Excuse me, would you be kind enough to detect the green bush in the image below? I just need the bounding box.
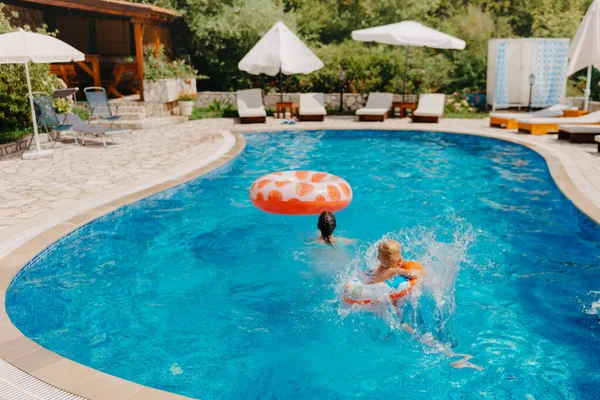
[143,44,204,82]
[190,100,237,120]
[0,4,69,135]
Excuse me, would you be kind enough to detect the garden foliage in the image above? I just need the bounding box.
[130,0,593,95]
[0,5,69,133]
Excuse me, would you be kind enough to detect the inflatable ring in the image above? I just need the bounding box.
[342,262,422,306]
[250,170,352,215]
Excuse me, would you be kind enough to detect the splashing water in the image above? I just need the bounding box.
[336,219,480,368]
[583,291,600,321]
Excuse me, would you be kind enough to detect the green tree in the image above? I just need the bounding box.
[531,0,590,38]
[179,0,289,90]
[442,5,513,92]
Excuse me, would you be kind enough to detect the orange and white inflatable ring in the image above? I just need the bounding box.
[250,170,353,215]
[343,262,423,306]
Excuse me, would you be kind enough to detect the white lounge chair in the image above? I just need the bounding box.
[356,93,393,122]
[236,89,267,124]
[558,125,600,143]
[490,104,576,129]
[517,111,600,135]
[413,94,445,123]
[299,93,326,121]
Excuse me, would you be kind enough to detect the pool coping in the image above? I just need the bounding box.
[0,130,246,400]
[1,122,599,400]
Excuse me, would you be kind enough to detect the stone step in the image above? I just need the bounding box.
[108,100,143,108]
[114,111,147,120]
[111,106,146,112]
[95,116,189,130]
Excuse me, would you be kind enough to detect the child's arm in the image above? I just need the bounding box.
[392,267,422,279]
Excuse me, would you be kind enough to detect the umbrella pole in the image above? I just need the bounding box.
[279,69,283,103]
[584,65,592,111]
[25,62,41,153]
[402,45,409,103]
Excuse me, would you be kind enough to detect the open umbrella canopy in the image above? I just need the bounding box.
[238,21,323,76]
[352,21,465,102]
[567,0,600,75]
[0,28,84,64]
[0,28,84,157]
[351,21,466,50]
[567,0,600,110]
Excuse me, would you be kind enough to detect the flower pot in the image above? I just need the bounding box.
[179,100,195,117]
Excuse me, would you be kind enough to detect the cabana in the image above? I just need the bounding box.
[1,0,180,100]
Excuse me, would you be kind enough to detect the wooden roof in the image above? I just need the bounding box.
[18,0,180,22]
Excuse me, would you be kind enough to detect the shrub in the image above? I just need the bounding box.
[178,91,197,101]
[190,99,237,120]
[0,5,69,133]
[143,44,203,82]
[445,92,477,114]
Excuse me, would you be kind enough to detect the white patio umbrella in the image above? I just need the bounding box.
[352,21,466,101]
[0,28,84,158]
[238,21,324,101]
[567,0,600,111]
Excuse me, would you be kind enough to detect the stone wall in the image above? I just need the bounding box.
[195,91,419,111]
[143,78,197,103]
[0,134,53,158]
[565,97,600,112]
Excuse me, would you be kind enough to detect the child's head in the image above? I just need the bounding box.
[317,211,337,244]
[378,240,402,268]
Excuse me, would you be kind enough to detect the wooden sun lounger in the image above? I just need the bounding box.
[490,116,519,129]
[557,126,600,143]
[518,123,560,135]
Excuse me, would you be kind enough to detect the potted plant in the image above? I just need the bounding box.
[178,91,196,117]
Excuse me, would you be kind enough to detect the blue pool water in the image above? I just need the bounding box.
[7,130,600,399]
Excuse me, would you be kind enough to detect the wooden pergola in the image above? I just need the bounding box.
[7,0,180,100]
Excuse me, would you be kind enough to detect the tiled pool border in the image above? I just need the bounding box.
[1,124,599,400]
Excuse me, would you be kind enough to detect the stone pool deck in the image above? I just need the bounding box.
[0,116,599,399]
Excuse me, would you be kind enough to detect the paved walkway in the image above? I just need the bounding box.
[0,122,225,232]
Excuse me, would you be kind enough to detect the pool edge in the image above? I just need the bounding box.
[1,123,599,400]
[0,130,246,400]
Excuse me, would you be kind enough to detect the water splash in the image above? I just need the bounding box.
[583,291,600,322]
[336,220,480,368]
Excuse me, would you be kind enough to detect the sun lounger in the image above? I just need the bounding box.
[237,89,267,124]
[84,87,123,128]
[298,93,326,121]
[356,93,393,122]
[413,94,445,123]
[517,111,600,135]
[58,113,134,148]
[28,92,74,148]
[557,125,600,143]
[490,104,576,129]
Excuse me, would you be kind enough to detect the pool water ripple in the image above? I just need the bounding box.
[7,130,600,399]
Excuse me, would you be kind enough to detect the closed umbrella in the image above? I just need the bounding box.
[0,28,84,158]
[567,0,600,110]
[352,21,466,101]
[239,21,324,101]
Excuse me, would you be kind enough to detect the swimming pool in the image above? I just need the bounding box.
[7,130,600,399]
